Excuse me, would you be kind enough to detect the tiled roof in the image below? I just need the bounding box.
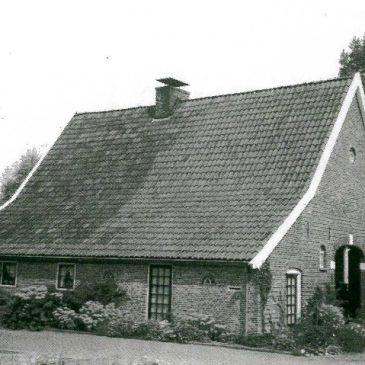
[0,77,352,261]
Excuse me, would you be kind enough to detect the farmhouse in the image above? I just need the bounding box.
[0,74,364,334]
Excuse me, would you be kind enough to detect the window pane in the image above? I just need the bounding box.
[287,274,297,325]
[58,264,75,289]
[2,263,16,286]
[149,266,172,320]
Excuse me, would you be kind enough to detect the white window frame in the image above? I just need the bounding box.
[319,245,327,270]
[0,261,17,287]
[286,269,301,324]
[56,263,76,290]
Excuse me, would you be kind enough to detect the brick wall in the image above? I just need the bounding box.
[2,260,248,333]
[266,92,365,330]
[172,263,246,333]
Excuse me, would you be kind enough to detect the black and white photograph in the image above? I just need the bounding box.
[0,1,365,363]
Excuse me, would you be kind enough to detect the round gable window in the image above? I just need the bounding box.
[349,147,356,164]
[103,271,114,280]
[202,276,215,285]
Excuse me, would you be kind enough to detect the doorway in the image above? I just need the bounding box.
[335,245,364,317]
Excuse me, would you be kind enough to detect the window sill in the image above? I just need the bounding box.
[0,284,16,288]
[56,287,75,291]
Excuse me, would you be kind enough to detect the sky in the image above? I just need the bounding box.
[0,0,365,173]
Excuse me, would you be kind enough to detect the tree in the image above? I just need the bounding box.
[339,35,365,77]
[0,147,41,205]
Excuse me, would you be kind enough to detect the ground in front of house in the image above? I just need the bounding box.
[0,329,364,365]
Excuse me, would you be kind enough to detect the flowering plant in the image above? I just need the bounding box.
[52,307,77,330]
[69,301,125,331]
[2,285,64,330]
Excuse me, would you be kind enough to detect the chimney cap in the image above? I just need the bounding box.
[157,77,189,87]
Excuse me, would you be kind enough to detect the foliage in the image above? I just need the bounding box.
[172,318,209,343]
[62,278,128,311]
[237,334,273,348]
[304,284,340,324]
[2,282,128,332]
[101,317,137,338]
[336,323,365,353]
[132,320,175,341]
[0,287,13,306]
[339,34,365,77]
[271,332,297,352]
[178,313,231,342]
[77,301,124,331]
[0,147,41,204]
[250,263,272,333]
[99,313,231,344]
[2,286,63,331]
[288,286,365,355]
[53,300,125,332]
[52,306,77,330]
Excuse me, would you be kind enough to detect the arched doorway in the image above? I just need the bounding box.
[335,245,364,317]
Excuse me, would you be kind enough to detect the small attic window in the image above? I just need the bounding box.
[319,245,327,270]
[202,276,215,285]
[349,147,356,163]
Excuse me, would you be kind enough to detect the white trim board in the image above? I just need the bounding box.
[250,73,365,269]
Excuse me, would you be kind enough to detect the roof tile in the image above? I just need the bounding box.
[0,77,352,261]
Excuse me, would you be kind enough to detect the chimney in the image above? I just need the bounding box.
[155,78,189,119]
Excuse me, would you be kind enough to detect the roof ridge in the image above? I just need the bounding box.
[74,75,352,117]
[74,105,150,117]
[184,75,352,103]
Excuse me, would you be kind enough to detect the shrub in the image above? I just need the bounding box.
[71,301,124,331]
[337,323,365,352]
[172,318,209,343]
[271,332,297,352]
[102,317,137,338]
[291,304,345,354]
[304,285,341,325]
[104,315,223,344]
[237,334,273,348]
[180,313,230,342]
[62,278,128,311]
[52,307,77,330]
[2,286,63,331]
[0,287,12,306]
[134,320,169,341]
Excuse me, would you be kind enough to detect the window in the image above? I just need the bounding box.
[57,264,75,290]
[319,245,327,270]
[148,265,172,320]
[286,269,301,325]
[202,276,215,285]
[103,271,114,280]
[0,262,17,286]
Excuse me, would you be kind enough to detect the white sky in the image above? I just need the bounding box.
[0,0,364,173]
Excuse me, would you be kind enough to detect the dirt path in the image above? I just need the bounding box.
[0,329,364,364]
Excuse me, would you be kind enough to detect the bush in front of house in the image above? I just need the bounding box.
[52,306,78,330]
[1,280,128,332]
[336,322,365,353]
[237,334,273,348]
[1,286,63,331]
[52,300,125,332]
[171,318,209,343]
[287,284,365,355]
[291,303,345,354]
[99,313,232,344]
[62,278,128,311]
